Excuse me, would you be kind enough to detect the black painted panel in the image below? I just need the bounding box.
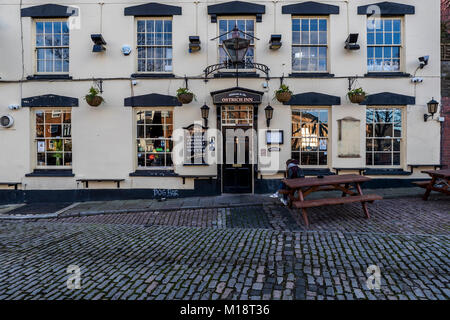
[358,2,415,16]
[284,92,341,106]
[22,94,79,107]
[124,93,182,107]
[21,4,78,17]
[360,92,415,105]
[282,1,339,15]
[124,2,182,16]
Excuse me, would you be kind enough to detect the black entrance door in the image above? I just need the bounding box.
[222,127,253,193]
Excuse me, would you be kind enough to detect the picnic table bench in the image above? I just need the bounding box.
[282,174,382,227]
[412,169,450,200]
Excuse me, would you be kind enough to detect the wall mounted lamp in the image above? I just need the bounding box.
[424,98,439,122]
[265,105,274,127]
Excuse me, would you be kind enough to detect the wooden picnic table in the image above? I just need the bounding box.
[413,169,450,200]
[282,174,382,227]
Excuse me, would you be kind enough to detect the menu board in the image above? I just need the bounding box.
[184,124,207,164]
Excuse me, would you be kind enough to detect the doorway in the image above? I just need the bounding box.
[221,105,254,193]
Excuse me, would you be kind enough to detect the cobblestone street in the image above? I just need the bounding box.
[0,197,449,300]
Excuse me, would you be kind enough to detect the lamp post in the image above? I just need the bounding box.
[264,105,274,127]
[201,104,210,127]
[424,98,439,122]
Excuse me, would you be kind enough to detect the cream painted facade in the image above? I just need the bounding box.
[0,0,442,200]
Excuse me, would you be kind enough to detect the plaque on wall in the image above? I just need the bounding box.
[183,123,208,165]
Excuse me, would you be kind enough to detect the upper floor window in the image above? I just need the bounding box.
[137,18,173,73]
[366,108,402,166]
[35,109,72,167]
[36,21,69,73]
[367,18,402,72]
[291,109,329,166]
[137,110,173,168]
[292,18,328,72]
[218,19,255,69]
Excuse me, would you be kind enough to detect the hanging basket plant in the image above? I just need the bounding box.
[176,88,194,104]
[85,86,104,107]
[348,88,366,104]
[275,84,292,103]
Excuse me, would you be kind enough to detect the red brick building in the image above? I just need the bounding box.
[442,0,450,168]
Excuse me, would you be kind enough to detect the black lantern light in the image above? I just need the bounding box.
[424,98,439,122]
[201,104,210,127]
[222,27,251,66]
[264,105,274,127]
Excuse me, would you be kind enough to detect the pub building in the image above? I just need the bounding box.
[0,0,443,203]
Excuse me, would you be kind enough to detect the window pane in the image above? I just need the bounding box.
[374,153,392,166]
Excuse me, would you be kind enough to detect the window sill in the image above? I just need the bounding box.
[25,169,74,177]
[183,164,209,166]
[213,72,260,78]
[289,73,335,78]
[129,170,179,177]
[27,75,72,80]
[131,73,175,79]
[364,169,412,176]
[364,72,411,78]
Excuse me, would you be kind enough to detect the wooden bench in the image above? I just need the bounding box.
[0,182,21,190]
[292,194,382,226]
[77,179,125,189]
[292,194,382,209]
[412,181,431,188]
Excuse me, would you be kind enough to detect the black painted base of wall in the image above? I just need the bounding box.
[0,178,427,205]
[0,180,220,205]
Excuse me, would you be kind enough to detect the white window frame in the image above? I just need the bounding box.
[291,107,330,167]
[135,108,174,170]
[33,18,70,75]
[217,17,256,70]
[365,107,404,168]
[135,17,173,74]
[366,17,404,73]
[291,16,329,73]
[33,108,72,169]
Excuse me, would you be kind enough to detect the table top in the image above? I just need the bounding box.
[282,174,371,189]
[422,169,450,179]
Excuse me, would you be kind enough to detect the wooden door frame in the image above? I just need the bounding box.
[216,104,259,194]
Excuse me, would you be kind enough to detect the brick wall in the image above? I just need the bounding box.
[442,97,450,168]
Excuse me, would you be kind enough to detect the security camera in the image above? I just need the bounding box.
[419,56,429,69]
[8,104,21,110]
[131,79,138,86]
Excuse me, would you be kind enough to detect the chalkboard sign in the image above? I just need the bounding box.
[184,124,207,165]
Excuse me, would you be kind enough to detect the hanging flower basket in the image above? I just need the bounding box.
[275,84,293,103]
[85,86,104,107]
[348,88,366,104]
[276,91,292,103]
[176,88,195,104]
[177,93,194,104]
[348,93,366,104]
[86,95,104,107]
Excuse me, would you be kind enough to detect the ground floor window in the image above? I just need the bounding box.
[291,109,329,166]
[136,110,173,168]
[366,107,402,166]
[35,109,72,167]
